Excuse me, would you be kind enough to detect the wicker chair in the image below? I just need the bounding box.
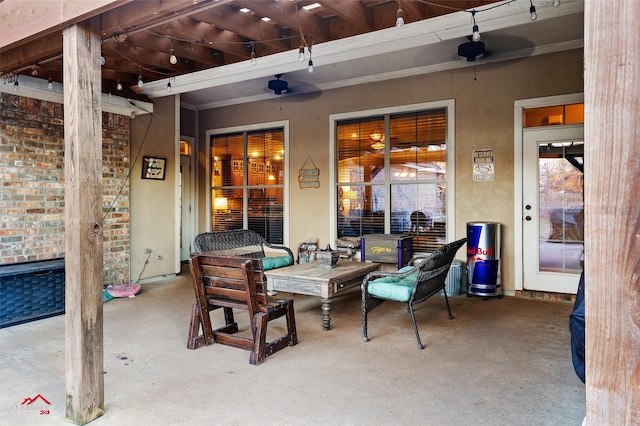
[192,230,294,271]
[361,238,467,349]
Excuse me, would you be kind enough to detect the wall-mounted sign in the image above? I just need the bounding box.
[298,156,320,189]
[472,149,494,181]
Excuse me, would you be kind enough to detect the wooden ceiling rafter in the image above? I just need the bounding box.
[233,0,330,45]
[98,0,229,41]
[194,8,293,53]
[315,1,372,35]
[1,0,498,96]
[107,31,223,74]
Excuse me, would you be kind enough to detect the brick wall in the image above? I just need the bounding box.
[0,93,130,285]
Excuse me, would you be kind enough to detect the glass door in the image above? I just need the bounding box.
[522,126,584,293]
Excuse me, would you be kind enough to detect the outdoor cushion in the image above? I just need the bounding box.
[368,278,415,302]
[261,255,293,271]
[367,266,418,302]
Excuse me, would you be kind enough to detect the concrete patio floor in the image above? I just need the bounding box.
[1,265,585,425]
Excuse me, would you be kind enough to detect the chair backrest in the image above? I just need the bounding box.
[411,238,467,303]
[190,255,268,316]
[192,230,266,258]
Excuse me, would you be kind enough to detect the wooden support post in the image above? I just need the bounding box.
[63,20,105,425]
[584,1,640,423]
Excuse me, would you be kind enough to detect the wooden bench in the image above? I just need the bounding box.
[187,254,297,365]
[192,230,294,270]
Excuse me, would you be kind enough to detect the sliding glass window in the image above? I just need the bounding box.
[210,128,285,244]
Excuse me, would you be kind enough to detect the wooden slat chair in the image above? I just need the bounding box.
[187,254,297,365]
[361,238,467,349]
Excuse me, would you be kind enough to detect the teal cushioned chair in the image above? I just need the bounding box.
[361,238,467,349]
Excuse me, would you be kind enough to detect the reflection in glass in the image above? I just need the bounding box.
[538,140,584,273]
[211,129,285,243]
[336,109,447,250]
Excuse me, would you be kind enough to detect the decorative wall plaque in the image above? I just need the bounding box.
[298,156,320,189]
[141,156,166,180]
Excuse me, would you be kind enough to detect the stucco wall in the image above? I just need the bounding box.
[195,49,584,293]
[130,96,180,281]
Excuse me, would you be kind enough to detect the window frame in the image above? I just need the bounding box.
[205,120,290,247]
[329,100,455,252]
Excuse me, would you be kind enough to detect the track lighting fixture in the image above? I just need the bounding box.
[169,48,178,65]
[116,79,123,91]
[13,78,18,90]
[100,56,105,66]
[298,45,305,62]
[167,81,172,92]
[138,73,144,88]
[529,1,537,21]
[48,78,53,90]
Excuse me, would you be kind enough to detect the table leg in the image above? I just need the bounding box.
[321,298,331,330]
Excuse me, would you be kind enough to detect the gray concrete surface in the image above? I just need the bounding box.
[0,266,585,425]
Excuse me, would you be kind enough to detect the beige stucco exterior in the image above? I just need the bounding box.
[130,49,583,291]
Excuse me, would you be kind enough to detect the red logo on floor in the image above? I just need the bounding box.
[12,394,51,415]
[21,394,51,406]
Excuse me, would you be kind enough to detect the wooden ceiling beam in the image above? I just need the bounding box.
[101,38,205,77]
[396,0,425,23]
[194,8,292,52]
[159,17,249,62]
[0,33,63,75]
[99,0,232,40]
[0,0,130,51]
[233,0,330,44]
[318,1,372,35]
[113,31,225,69]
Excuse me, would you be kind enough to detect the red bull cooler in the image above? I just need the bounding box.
[467,222,502,297]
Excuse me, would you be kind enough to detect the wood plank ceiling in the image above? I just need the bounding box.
[1,0,496,100]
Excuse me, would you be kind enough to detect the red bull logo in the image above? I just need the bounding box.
[467,246,493,258]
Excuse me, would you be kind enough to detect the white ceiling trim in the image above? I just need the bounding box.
[183,36,583,111]
[0,75,153,117]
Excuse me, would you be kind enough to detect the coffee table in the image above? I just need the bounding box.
[264,260,380,330]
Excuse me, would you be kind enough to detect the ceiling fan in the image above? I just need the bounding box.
[457,32,537,63]
[267,74,289,95]
[457,36,485,62]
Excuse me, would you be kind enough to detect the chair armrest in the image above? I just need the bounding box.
[263,242,294,259]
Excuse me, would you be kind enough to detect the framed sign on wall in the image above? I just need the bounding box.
[141,156,166,180]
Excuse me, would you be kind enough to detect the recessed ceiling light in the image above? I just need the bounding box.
[303,3,321,10]
[261,17,271,22]
[239,7,250,13]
